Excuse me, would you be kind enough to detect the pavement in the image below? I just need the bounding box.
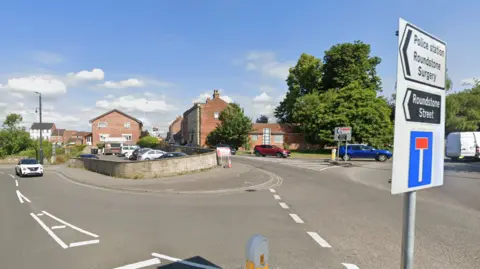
[1,156,479,268]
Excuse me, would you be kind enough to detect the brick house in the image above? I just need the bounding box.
[167,116,183,143]
[248,123,306,150]
[63,131,92,145]
[89,109,143,146]
[181,90,229,147]
[50,128,65,144]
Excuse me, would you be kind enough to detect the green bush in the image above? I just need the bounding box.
[138,136,159,148]
[18,149,36,158]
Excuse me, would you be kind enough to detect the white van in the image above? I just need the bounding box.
[445,132,480,160]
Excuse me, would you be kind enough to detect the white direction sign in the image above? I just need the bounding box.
[391,18,446,194]
[399,20,447,90]
[334,127,352,141]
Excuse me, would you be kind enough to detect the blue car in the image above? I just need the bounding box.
[338,144,392,162]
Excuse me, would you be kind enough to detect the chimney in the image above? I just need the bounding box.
[213,89,220,99]
[206,97,211,102]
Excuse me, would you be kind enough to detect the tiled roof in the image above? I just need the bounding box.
[31,123,54,130]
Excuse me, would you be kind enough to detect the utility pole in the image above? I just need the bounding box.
[35,92,43,165]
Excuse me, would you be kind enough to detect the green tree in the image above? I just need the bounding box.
[274,53,323,123]
[206,103,253,149]
[445,82,480,134]
[3,113,23,129]
[255,115,269,123]
[137,136,159,148]
[293,82,393,147]
[0,114,32,157]
[321,41,382,92]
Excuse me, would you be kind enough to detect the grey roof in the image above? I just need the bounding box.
[30,123,54,130]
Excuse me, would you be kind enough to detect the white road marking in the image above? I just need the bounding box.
[9,174,15,178]
[69,239,100,248]
[113,258,161,269]
[151,253,220,269]
[342,263,360,269]
[16,190,31,203]
[307,231,331,248]
[269,188,276,193]
[273,194,281,200]
[42,211,99,238]
[289,213,304,224]
[37,213,44,216]
[279,202,289,209]
[30,213,68,249]
[51,225,66,230]
[15,180,18,187]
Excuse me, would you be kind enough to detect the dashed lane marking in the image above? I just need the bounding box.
[16,190,31,203]
[113,258,161,269]
[269,188,276,193]
[273,194,281,200]
[307,231,331,248]
[289,214,304,224]
[342,263,360,269]
[15,180,18,187]
[51,225,66,230]
[279,202,289,209]
[30,213,69,249]
[151,253,220,269]
[9,174,15,178]
[69,239,100,248]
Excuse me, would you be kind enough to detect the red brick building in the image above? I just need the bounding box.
[181,90,229,147]
[167,116,183,143]
[50,128,65,144]
[89,109,143,146]
[248,123,306,150]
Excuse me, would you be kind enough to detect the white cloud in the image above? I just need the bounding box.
[3,76,67,96]
[144,92,157,97]
[461,77,479,86]
[11,92,24,99]
[33,51,64,65]
[244,51,294,80]
[192,91,233,104]
[95,95,176,113]
[99,78,145,89]
[253,92,271,103]
[105,94,115,99]
[67,68,105,81]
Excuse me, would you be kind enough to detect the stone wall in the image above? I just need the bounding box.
[69,151,218,179]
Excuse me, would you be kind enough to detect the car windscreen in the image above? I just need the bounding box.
[20,159,38,165]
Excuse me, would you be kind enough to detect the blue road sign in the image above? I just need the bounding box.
[408,131,433,188]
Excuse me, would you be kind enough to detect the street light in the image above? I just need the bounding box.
[34,91,43,165]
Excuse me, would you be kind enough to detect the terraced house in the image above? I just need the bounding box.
[89,109,143,146]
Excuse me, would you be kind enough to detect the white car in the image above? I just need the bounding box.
[121,145,139,159]
[15,159,43,177]
[137,149,166,161]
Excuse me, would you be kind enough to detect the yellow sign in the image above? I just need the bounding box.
[260,254,265,266]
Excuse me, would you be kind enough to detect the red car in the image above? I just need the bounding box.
[253,145,290,158]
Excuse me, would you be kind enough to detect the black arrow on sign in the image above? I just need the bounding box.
[402,29,412,76]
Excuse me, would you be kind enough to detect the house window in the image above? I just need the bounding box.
[262,128,271,145]
[99,134,109,141]
[251,135,258,141]
[214,112,219,119]
[273,134,284,143]
[98,121,108,128]
[124,122,131,128]
[122,134,133,141]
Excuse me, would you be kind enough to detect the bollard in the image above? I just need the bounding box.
[246,234,269,269]
[331,148,336,161]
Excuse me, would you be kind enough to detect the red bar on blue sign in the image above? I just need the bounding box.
[415,137,428,150]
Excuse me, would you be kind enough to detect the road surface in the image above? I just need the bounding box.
[0,157,479,268]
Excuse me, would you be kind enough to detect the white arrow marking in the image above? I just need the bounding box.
[30,213,69,249]
[404,89,412,120]
[113,258,161,269]
[9,174,15,178]
[342,263,360,269]
[16,190,31,203]
[151,253,220,269]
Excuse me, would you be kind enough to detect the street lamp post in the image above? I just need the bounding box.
[35,91,43,165]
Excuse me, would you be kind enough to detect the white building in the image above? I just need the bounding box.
[29,123,56,140]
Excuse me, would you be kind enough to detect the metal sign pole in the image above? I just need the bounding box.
[401,191,417,269]
[337,140,340,161]
[345,140,348,162]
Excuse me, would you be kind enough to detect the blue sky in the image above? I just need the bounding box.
[0,0,478,133]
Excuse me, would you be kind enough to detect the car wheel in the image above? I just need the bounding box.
[343,154,351,161]
[39,173,43,177]
[255,151,261,157]
[276,153,282,158]
[377,154,387,162]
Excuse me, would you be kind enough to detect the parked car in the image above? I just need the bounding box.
[214,144,236,155]
[137,149,166,161]
[338,144,392,162]
[445,132,480,161]
[15,158,43,177]
[120,145,139,158]
[129,148,151,160]
[157,152,187,159]
[253,145,290,158]
[78,154,99,159]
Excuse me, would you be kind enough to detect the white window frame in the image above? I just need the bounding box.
[263,128,271,145]
[273,134,284,144]
[99,134,110,141]
[122,134,133,141]
[124,122,131,128]
[98,121,108,128]
[214,112,219,119]
[251,134,258,141]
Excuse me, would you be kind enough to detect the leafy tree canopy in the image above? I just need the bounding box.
[206,103,253,149]
[137,136,159,148]
[0,114,32,157]
[255,115,269,123]
[446,82,480,134]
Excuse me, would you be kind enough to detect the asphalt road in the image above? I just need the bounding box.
[1,156,479,268]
